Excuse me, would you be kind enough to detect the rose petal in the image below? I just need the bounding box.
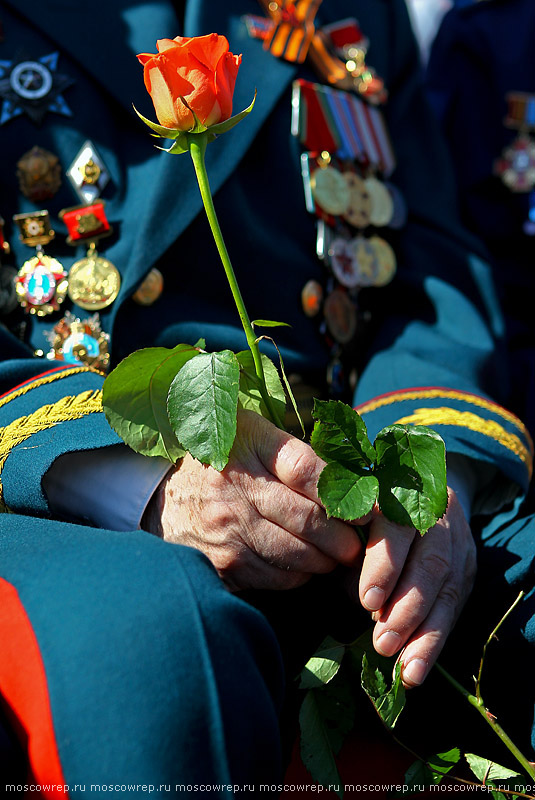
[185,33,230,71]
[214,52,241,121]
[156,38,182,53]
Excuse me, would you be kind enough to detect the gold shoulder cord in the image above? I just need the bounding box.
[0,389,103,512]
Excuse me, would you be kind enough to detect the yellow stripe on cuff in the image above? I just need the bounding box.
[0,389,103,511]
[394,406,533,477]
[358,388,533,455]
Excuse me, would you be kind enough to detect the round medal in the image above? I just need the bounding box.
[364,176,394,226]
[301,279,323,317]
[342,172,372,229]
[351,237,380,287]
[368,236,397,286]
[10,61,53,100]
[17,146,62,202]
[132,267,164,306]
[68,254,121,311]
[495,134,535,192]
[310,165,351,216]
[328,237,361,288]
[384,182,408,229]
[324,288,357,344]
[15,254,68,316]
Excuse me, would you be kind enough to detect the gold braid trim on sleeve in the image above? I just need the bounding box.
[394,407,533,478]
[0,389,103,512]
[0,367,92,412]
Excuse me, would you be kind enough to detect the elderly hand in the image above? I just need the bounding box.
[143,409,364,591]
[350,489,476,688]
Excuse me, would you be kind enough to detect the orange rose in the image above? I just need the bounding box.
[137,34,241,131]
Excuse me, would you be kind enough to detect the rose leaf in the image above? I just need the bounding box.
[299,637,346,690]
[251,319,291,328]
[317,462,379,521]
[311,399,376,469]
[167,350,240,471]
[102,344,200,461]
[404,749,461,792]
[374,424,448,534]
[361,654,406,730]
[236,350,286,421]
[299,679,356,797]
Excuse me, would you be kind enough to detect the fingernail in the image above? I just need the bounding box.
[376,630,402,657]
[363,586,385,611]
[402,658,428,686]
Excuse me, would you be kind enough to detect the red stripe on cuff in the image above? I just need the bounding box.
[0,578,68,798]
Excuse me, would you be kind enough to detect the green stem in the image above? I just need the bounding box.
[188,133,285,430]
[435,662,535,781]
[476,591,525,702]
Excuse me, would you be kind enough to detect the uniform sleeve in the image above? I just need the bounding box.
[354,0,533,514]
[0,364,121,517]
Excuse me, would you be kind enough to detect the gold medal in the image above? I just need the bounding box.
[342,172,371,229]
[68,244,121,311]
[323,288,357,344]
[351,236,379,287]
[368,236,397,286]
[364,175,394,226]
[310,164,351,216]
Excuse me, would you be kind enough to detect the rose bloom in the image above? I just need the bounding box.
[137,34,241,130]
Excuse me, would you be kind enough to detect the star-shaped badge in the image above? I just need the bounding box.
[0,52,74,126]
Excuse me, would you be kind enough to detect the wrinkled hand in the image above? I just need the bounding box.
[349,490,476,688]
[143,409,363,591]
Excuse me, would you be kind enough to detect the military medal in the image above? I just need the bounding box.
[17,145,62,202]
[384,182,408,229]
[329,236,360,288]
[368,236,396,286]
[132,268,164,306]
[67,140,111,205]
[44,311,110,373]
[60,201,121,311]
[342,172,371,229]
[301,279,323,317]
[364,175,394,226]
[253,10,400,397]
[0,52,74,126]
[13,211,68,316]
[494,92,535,233]
[323,288,357,344]
[310,160,350,216]
[256,0,321,64]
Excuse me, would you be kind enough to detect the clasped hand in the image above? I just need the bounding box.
[144,410,476,686]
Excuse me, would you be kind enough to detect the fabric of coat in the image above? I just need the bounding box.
[0,0,534,792]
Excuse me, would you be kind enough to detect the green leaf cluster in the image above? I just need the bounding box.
[298,629,408,797]
[311,399,448,535]
[102,343,286,472]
